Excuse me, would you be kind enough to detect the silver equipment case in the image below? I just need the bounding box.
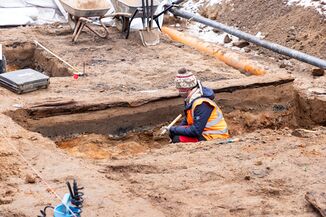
[0,68,49,94]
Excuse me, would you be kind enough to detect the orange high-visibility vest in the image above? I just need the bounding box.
[186,98,229,140]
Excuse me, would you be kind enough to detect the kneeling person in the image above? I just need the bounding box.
[169,68,229,143]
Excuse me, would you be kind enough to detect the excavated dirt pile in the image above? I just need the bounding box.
[199,0,326,59]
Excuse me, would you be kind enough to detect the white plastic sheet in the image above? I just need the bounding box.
[0,0,57,8]
[0,0,167,28]
[0,0,27,8]
[25,0,58,8]
[0,0,66,26]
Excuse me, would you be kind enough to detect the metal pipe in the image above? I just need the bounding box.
[169,8,326,69]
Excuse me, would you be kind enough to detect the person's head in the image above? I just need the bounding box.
[175,68,197,98]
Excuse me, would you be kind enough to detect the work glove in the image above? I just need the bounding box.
[160,125,171,135]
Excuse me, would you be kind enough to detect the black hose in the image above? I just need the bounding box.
[37,205,54,217]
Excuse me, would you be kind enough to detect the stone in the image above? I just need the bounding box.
[233,40,250,48]
[308,87,326,95]
[25,174,36,184]
[312,68,325,76]
[224,34,232,43]
[243,47,251,53]
[305,191,326,217]
[11,135,22,139]
[279,62,287,68]
[252,169,269,178]
[291,129,316,138]
[29,136,38,141]
[244,175,251,180]
[0,198,13,205]
[212,28,220,33]
[279,60,293,69]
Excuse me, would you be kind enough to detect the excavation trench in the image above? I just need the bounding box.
[6,74,326,160]
[3,42,71,77]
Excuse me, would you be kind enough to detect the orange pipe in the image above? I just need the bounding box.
[162,26,266,76]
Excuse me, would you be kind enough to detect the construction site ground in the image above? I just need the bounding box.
[1,1,326,216]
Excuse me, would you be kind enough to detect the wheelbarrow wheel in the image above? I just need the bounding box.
[114,16,129,32]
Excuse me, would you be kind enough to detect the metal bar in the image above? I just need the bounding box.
[73,22,86,43]
[146,0,150,31]
[126,9,139,39]
[0,44,2,61]
[141,0,146,29]
[155,18,161,31]
[0,44,4,74]
[83,18,109,39]
[153,0,186,20]
[150,0,154,29]
[169,8,326,69]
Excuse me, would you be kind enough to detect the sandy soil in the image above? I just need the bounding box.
[0,0,326,216]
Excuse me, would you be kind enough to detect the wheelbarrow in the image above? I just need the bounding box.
[59,0,111,42]
[111,0,161,46]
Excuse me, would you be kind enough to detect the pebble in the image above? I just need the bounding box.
[243,47,251,53]
[0,198,13,205]
[213,28,220,33]
[311,68,325,76]
[29,136,38,141]
[244,175,251,180]
[252,169,268,178]
[232,40,250,48]
[25,174,36,184]
[224,34,232,43]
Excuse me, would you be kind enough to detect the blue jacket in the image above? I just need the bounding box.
[170,87,215,139]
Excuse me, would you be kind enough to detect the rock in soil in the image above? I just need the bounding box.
[291,129,317,138]
[305,191,326,217]
[312,68,325,76]
[233,40,250,48]
[224,34,232,43]
[25,174,36,184]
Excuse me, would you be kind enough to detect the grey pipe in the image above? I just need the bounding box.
[169,8,326,69]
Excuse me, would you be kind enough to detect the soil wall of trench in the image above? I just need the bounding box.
[6,74,326,139]
[3,42,70,77]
